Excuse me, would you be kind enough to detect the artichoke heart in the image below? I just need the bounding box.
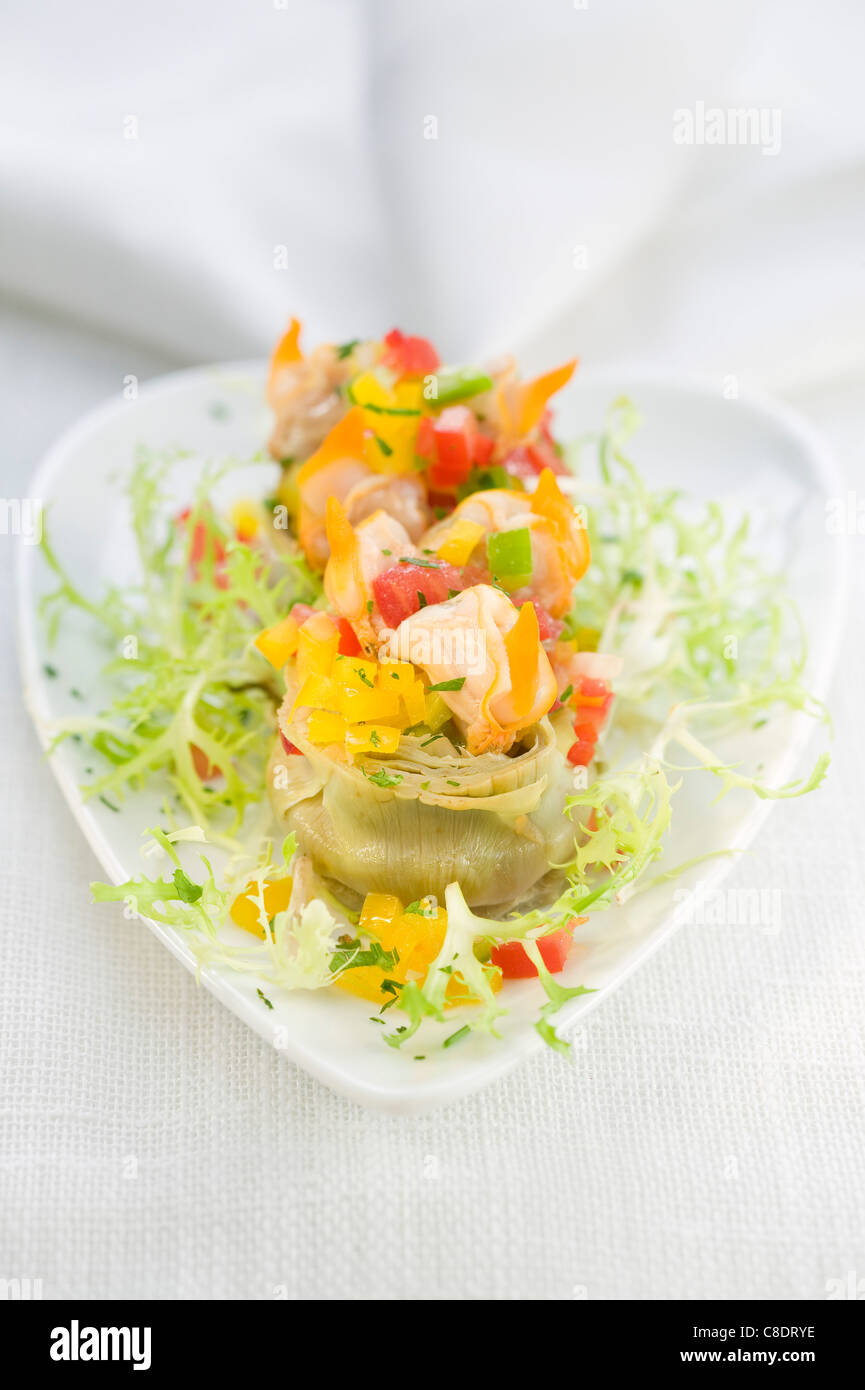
[269,691,577,908]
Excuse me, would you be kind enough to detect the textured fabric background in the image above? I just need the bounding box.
[1,0,864,1301]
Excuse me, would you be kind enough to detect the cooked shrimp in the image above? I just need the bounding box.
[288,407,372,569]
[268,343,352,464]
[343,473,430,542]
[324,501,416,650]
[392,585,557,754]
[422,470,590,616]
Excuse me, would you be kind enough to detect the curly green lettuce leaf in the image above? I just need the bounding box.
[41,447,320,846]
[91,827,356,992]
[563,399,814,710]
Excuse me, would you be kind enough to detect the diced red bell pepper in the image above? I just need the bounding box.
[416,415,436,461]
[337,617,363,656]
[279,731,303,756]
[176,507,229,589]
[472,432,495,465]
[503,439,568,480]
[461,560,490,588]
[427,490,458,516]
[382,329,440,377]
[501,444,547,481]
[491,925,575,978]
[372,562,464,628]
[533,603,564,643]
[190,743,221,780]
[573,719,602,743]
[427,406,478,489]
[575,676,610,700]
[572,677,614,738]
[567,738,596,767]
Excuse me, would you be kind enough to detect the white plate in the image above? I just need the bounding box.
[16,363,846,1113]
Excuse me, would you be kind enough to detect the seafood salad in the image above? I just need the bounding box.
[42,321,828,1055]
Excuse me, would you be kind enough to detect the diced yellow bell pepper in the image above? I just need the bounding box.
[367,416,420,475]
[291,672,341,715]
[341,684,401,723]
[230,498,262,542]
[378,660,416,685]
[297,613,339,679]
[307,710,349,744]
[436,518,486,567]
[230,876,293,937]
[334,655,379,691]
[394,380,426,411]
[350,370,391,409]
[254,615,299,669]
[345,724,401,755]
[399,679,427,727]
[351,372,422,475]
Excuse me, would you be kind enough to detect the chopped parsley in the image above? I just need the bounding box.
[329,938,399,974]
[172,868,202,903]
[362,765,404,788]
[428,677,466,692]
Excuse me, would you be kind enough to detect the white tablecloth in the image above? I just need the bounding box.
[1,0,864,1300]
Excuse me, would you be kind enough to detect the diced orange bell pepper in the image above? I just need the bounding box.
[516,360,578,435]
[268,318,303,396]
[359,894,404,929]
[333,967,397,1003]
[504,601,542,720]
[445,966,503,1007]
[296,406,368,487]
[531,468,591,580]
